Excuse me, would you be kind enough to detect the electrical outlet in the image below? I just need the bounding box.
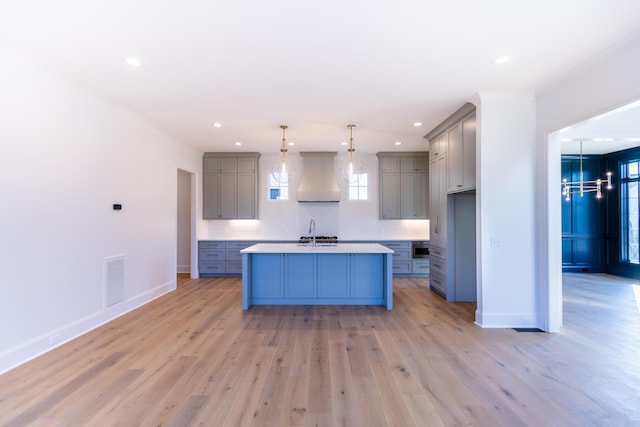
[490,237,501,247]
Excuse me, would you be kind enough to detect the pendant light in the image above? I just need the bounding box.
[341,123,364,182]
[347,124,356,175]
[279,124,288,175]
[271,124,295,184]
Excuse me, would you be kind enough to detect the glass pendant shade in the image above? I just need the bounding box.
[271,124,295,184]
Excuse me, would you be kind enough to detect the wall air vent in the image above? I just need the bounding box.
[104,255,126,308]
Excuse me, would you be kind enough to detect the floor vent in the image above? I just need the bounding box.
[104,255,126,308]
[512,327,544,333]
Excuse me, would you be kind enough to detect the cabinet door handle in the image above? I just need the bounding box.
[457,184,462,188]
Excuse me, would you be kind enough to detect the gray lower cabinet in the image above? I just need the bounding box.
[203,153,260,219]
[429,246,446,296]
[201,239,430,278]
[379,241,429,277]
[199,240,257,276]
[198,241,225,275]
[412,258,430,276]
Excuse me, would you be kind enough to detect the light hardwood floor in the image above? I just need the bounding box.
[1,274,639,426]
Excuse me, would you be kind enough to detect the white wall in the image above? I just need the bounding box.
[536,30,640,331]
[203,152,430,241]
[0,45,202,373]
[475,91,538,328]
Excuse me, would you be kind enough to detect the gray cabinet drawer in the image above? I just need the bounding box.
[226,262,243,274]
[430,272,446,294]
[392,250,411,262]
[226,241,255,250]
[225,250,243,262]
[381,241,412,262]
[430,246,445,258]
[199,241,224,249]
[200,249,225,261]
[412,259,430,275]
[381,241,411,250]
[430,258,445,275]
[392,262,412,274]
[199,263,225,274]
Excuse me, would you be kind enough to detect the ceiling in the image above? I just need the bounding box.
[559,100,640,155]
[2,1,640,154]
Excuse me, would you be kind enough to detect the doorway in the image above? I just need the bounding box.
[177,169,197,280]
[548,99,640,330]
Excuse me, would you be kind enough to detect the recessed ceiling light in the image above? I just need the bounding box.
[623,137,640,142]
[593,138,614,142]
[494,55,510,65]
[213,123,222,128]
[413,122,422,127]
[341,142,348,146]
[125,56,142,67]
[234,141,242,146]
[288,142,295,146]
[395,141,402,146]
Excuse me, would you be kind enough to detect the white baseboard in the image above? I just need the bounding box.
[177,264,191,274]
[0,279,176,375]
[474,309,539,329]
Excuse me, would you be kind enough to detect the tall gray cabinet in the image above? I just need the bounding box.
[425,103,477,302]
[203,152,260,219]
[377,152,429,219]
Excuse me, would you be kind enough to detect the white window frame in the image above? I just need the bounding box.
[348,172,369,200]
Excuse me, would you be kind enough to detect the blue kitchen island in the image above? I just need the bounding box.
[241,243,394,310]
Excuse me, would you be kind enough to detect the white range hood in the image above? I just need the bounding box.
[296,152,341,202]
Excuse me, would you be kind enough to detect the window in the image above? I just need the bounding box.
[621,159,640,263]
[348,173,368,200]
[269,172,289,200]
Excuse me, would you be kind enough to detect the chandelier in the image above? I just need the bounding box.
[562,140,612,201]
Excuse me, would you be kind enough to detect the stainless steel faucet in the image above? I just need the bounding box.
[309,218,316,247]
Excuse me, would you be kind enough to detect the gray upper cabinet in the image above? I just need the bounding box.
[447,113,476,193]
[203,152,260,219]
[429,133,447,160]
[377,152,429,219]
[380,157,401,218]
[381,172,401,218]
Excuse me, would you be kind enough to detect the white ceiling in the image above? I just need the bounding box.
[559,100,640,154]
[2,1,640,154]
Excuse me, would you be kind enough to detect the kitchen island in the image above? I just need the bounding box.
[241,243,394,310]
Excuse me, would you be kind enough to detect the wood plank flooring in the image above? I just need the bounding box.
[1,274,639,426]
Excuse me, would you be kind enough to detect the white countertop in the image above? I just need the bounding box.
[241,243,394,254]
[201,238,428,242]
